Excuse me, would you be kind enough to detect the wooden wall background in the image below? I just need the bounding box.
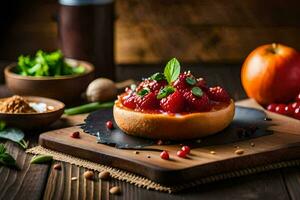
[0,0,300,64]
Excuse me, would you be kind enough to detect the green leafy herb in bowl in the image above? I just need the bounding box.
[17,50,85,77]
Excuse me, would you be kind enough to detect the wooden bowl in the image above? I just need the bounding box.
[4,59,95,103]
[0,96,65,130]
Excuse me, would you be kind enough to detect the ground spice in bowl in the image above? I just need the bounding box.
[0,95,37,114]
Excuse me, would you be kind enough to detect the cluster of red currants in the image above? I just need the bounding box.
[266,93,300,120]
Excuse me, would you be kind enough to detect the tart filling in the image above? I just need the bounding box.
[113,58,235,140]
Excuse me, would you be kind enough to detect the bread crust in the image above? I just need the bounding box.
[113,100,235,140]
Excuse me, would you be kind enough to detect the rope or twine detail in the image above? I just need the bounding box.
[26,146,300,193]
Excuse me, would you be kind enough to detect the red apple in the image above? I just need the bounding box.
[241,43,300,105]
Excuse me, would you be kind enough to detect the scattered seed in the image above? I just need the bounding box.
[99,171,110,180]
[110,186,121,195]
[235,149,244,155]
[133,151,139,154]
[53,163,61,170]
[70,131,80,138]
[71,177,78,181]
[234,145,239,149]
[84,170,94,180]
[250,142,255,147]
[147,155,151,158]
[210,151,216,155]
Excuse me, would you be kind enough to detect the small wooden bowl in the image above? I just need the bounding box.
[4,59,95,103]
[0,96,65,130]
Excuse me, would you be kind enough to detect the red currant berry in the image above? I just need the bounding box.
[294,108,300,120]
[181,146,191,154]
[106,120,113,129]
[275,104,288,115]
[267,104,277,112]
[70,131,80,138]
[177,150,187,158]
[160,151,169,160]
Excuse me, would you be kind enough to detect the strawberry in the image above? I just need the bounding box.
[137,79,167,93]
[184,91,210,112]
[122,95,137,109]
[173,72,196,92]
[136,92,160,110]
[196,78,208,91]
[207,86,230,102]
[160,91,185,113]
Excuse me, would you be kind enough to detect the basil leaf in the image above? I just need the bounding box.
[0,144,17,168]
[186,76,196,86]
[164,58,180,84]
[0,144,6,154]
[157,86,175,99]
[0,128,24,143]
[30,155,53,164]
[0,153,17,168]
[150,72,165,81]
[137,88,150,97]
[192,87,203,97]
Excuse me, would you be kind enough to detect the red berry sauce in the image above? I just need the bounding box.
[118,71,231,115]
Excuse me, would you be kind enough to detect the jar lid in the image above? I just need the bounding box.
[59,0,113,6]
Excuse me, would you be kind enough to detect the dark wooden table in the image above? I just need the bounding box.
[0,64,300,200]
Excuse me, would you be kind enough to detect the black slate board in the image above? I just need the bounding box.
[81,106,272,149]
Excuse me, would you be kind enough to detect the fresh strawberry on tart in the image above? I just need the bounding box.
[113,58,235,140]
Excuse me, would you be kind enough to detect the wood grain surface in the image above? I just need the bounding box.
[38,99,300,184]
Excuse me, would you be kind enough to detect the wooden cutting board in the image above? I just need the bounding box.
[39,99,300,185]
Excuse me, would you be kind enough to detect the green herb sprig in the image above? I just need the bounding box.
[0,144,18,169]
[17,50,85,77]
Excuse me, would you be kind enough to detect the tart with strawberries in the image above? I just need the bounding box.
[113,58,235,140]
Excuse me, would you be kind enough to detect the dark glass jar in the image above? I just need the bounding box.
[58,0,115,79]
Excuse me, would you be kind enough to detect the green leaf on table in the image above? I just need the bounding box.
[30,155,53,164]
[0,128,28,149]
[164,58,180,84]
[0,128,24,143]
[157,86,175,99]
[0,143,5,154]
[192,87,203,97]
[0,144,17,168]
